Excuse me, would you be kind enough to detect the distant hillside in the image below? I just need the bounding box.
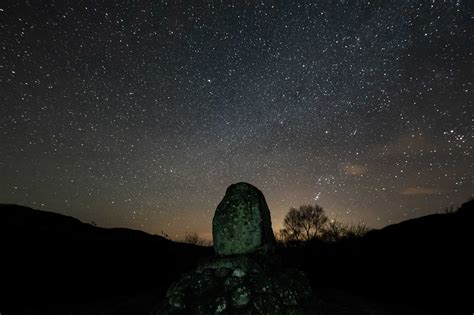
[359,199,473,311]
[277,199,473,313]
[1,201,472,313]
[362,198,473,268]
[0,203,212,313]
[364,198,473,247]
[0,203,170,241]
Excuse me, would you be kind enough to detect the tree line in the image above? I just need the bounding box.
[183,204,369,246]
[277,204,369,245]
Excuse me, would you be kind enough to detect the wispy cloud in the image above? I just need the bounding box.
[401,187,443,195]
[371,134,436,159]
[344,164,368,176]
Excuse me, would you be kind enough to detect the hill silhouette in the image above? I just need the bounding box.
[0,204,172,241]
[0,204,212,313]
[1,201,472,313]
[359,199,473,312]
[278,199,473,314]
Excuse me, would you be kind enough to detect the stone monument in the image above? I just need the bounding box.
[158,182,312,314]
[213,182,276,256]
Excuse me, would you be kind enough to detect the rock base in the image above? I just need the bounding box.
[157,254,312,314]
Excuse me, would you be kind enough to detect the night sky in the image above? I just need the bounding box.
[1,1,472,240]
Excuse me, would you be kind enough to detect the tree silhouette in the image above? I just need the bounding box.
[323,219,347,242]
[322,219,370,242]
[183,232,212,246]
[280,204,328,241]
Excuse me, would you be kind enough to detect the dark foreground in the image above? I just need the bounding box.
[1,201,472,314]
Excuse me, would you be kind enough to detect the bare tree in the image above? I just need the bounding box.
[183,232,212,246]
[323,219,348,242]
[280,204,328,242]
[322,220,370,242]
[345,222,370,238]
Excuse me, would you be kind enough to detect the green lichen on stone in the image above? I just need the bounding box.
[158,256,312,314]
[212,182,276,256]
[231,286,251,307]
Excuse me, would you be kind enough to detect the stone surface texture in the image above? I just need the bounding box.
[213,182,276,256]
[158,255,312,314]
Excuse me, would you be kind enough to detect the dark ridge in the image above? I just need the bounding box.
[0,203,169,241]
[293,199,474,313]
[1,201,472,313]
[0,203,213,313]
[357,199,473,312]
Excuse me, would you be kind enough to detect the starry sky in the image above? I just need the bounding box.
[1,1,472,240]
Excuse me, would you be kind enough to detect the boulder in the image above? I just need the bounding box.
[157,255,312,314]
[212,182,276,256]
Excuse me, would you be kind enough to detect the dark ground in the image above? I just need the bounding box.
[1,201,472,314]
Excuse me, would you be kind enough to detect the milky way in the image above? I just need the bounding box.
[1,1,472,239]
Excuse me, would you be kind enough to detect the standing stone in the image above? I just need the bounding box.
[212,182,276,256]
[156,183,312,314]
